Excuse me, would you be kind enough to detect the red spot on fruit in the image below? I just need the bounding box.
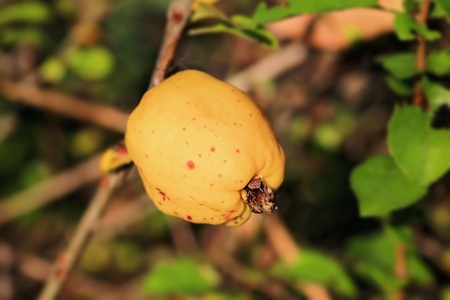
[158,202,162,205]
[198,154,202,157]
[145,154,148,158]
[187,215,192,220]
[157,188,167,201]
[236,149,240,153]
[218,174,222,178]
[183,127,186,131]
[224,160,227,163]
[249,113,252,117]
[192,118,196,121]
[187,160,195,170]
[210,184,213,187]
[210,147,215,152]
[232,89,235,92]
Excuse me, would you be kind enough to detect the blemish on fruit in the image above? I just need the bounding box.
[224,160,227,163]
[192,118,196,121]
[198,154,202,157]
[218,174,222,178]
[210,184,214,187]
[249,113,252,117]
[210,147,215,152]
[186,215,192,220]
[236,149,240,153]
[183,127,186,131]
[187,160,195,170]
[145,154,148,158]
[157,188,167,201]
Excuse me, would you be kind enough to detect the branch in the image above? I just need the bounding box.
[413,0,432,107]
[0,154,102,225]
[37,1,195,299]
[0,79,128,132]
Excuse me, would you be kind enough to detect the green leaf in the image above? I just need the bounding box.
[142,257,219,296]
[67,46,115,80]
[435,0,450,19]
[350,155,427,217]
[190,2,229,23]
[426,50,450,76]
[251,0,377,24]
[271,249,357,297]
[0,28,47,47]
[393,13,440,41]
[386,76,413,96]
[345,226,434,293]
[388,105,450,185]
[39,58,66,83]
[189,22,279,48]
[422,77,450,113]
[380,53,419,79]
[0,2,52,25]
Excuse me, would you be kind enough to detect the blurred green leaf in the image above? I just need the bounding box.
[191,2,229,23]
[69,128,104,158]
[67,46,115,80]
[380,53,419,79]
[386,76,413,96]
[0,2,52,25]
[426,50,450,76]
[40,58,66,83]
[0,28,47,47]
[350,155,427,217]
[271,249,357,297]
[345,226,434,293]
[435,0,450,19]
[251,0,377,24]
[394,13,440,41]
[189,19,279,49]
[142,257,219,296]
[388,105,450,186]
[113,240,143,275]
[422,77,450,113]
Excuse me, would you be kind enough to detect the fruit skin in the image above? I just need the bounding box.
[125,70,285,225]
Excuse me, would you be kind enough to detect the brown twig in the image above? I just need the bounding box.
[0,79,129,132]
[0,154,102,225]
[150,0,194,88]
[413,0,432,107]
[37,1,195,299]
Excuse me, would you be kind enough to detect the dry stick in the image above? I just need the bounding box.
[0,79,128,133]
[413,0,432,107]
[0,154,102,225]
[263,215,332,300]
[37,1,195,299]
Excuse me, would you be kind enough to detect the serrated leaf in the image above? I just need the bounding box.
[394,13,440,41]
[380,53,419,79]
[435,0,450,19]
[251,0,377,24]
[142,257,219,296]
[386,76,413,96]
[345,226,434,293]
[0,2,52,25]
[388,105,450,185]
[189,23,279,48]
[426,50,450,76]
[350,155,427,217]
[422,76,450,112]
[271,249,357,297]
[191,2,229,23]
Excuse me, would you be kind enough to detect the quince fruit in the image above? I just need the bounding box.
[125,70,285,226]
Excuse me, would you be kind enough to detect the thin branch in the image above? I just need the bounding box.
[413,0,432,107]
[37,1,195,299]
[150,0,194,88]
[0,79,128,132]
[0,154,102,225]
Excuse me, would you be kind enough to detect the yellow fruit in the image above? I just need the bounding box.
[125,70,285,226]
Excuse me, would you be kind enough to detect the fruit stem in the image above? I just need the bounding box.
[241,176,276,214]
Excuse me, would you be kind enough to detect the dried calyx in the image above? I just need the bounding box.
[241,175,276,214]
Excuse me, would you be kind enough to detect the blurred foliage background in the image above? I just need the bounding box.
[0,0,450,299]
